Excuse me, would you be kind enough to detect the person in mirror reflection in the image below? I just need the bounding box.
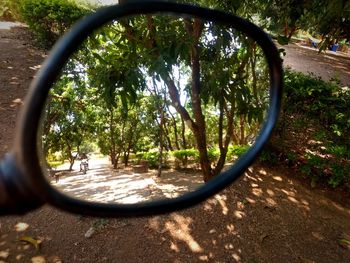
[79,153,89,173]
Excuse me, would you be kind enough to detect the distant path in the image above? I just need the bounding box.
[52,156,203,204]
[282,43,350,86]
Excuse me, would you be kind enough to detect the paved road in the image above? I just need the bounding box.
[282,43,350,86]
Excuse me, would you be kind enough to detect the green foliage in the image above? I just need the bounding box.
[277,35,289,45]
[286,151,298,163]
[207,148,220,163]
[19,0,91,47]
[0,0,21,20]
[284,70,350,140]
[258,149,278,165]
[276,70,350,188]
[227,145,250,161]
[299,152,349,188]
[79,142,96,155]
[300,152,324,177]
[40,10,270,180]
[137,151,169,169]
[46,150,64,168]
[172,149,199,164]
[328,164,348,188]
[326,145,350,159]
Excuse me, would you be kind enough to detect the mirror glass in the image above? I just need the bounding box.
[40,13,270,204]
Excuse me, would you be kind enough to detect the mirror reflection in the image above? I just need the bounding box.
[40,14,270,204]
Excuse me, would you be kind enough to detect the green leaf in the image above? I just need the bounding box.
[18,236,40,250]
[338,238,350,250]
[277,35,289,45]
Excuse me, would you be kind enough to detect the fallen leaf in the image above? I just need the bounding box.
[15,222,29,232]
[84,227,95,238]
[0,249,9,259]
[31,255,46,263]
[48,255,62,263]
[260,234,269,243]
[18,236,40,250]
[338,238,350,250]
[338,233,350,250]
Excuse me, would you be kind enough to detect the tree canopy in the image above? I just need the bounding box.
[42,13,270,181]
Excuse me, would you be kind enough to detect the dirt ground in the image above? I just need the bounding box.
[51,158,203,203]
[0,24,350,263]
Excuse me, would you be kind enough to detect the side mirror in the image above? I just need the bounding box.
[0,1,282,217]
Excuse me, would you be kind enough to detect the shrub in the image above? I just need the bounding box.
[328,164,348,188]
[227,145,249,161]
[136,151,168,169]
[207,148,219,163]
[172,149,199,167]
[274,70,350,188]
[326,145,350,159]
[19,0,92,47]
[299,152,349,188]
[283,70,350,140]
[0,0,21,21]
[258,149,278,165]
[47,150,64,168]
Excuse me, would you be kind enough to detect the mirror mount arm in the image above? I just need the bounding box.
[0,153,44,215]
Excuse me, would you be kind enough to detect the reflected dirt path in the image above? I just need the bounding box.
[51,156,203,203]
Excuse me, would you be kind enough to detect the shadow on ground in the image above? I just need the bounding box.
[50,162,203,203]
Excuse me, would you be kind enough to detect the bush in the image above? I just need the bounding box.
[227,145,249,161]
[326,144,350,159]
[207,148,220,163]
[19,0,92,47]
[273,70,350,188]
[47,150,64,168]
[172,148,221,168]
[0,0,21,21]
[258,149,278,165]
[299,152,349,188]
[136,151,169,169]
[172,149,199,167]
[328,164,348,188]
[283,70,350,140]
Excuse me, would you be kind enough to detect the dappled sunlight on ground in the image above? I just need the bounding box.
[50,157,203,204]
[1,25,350,263]
[165,214,204,253]
[140,164,350,262]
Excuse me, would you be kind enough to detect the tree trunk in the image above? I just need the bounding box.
[213,100,234,176]
[187,19,213,182]
[167,106,180,150]
[287,27,297,41]
[158,101,165,177]
[239,115,246,144]
[66,142,77,171]
[162,121,173,151]
[180,115,187,149]
[123,151,130,167]
[114,152,120,169]
[163,18,213,182]
[109,107,117,167]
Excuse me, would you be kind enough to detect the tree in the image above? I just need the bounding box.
[43,69,95,170]
[42,11,270,182]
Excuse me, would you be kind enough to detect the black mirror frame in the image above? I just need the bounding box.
[3,0,283,217]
